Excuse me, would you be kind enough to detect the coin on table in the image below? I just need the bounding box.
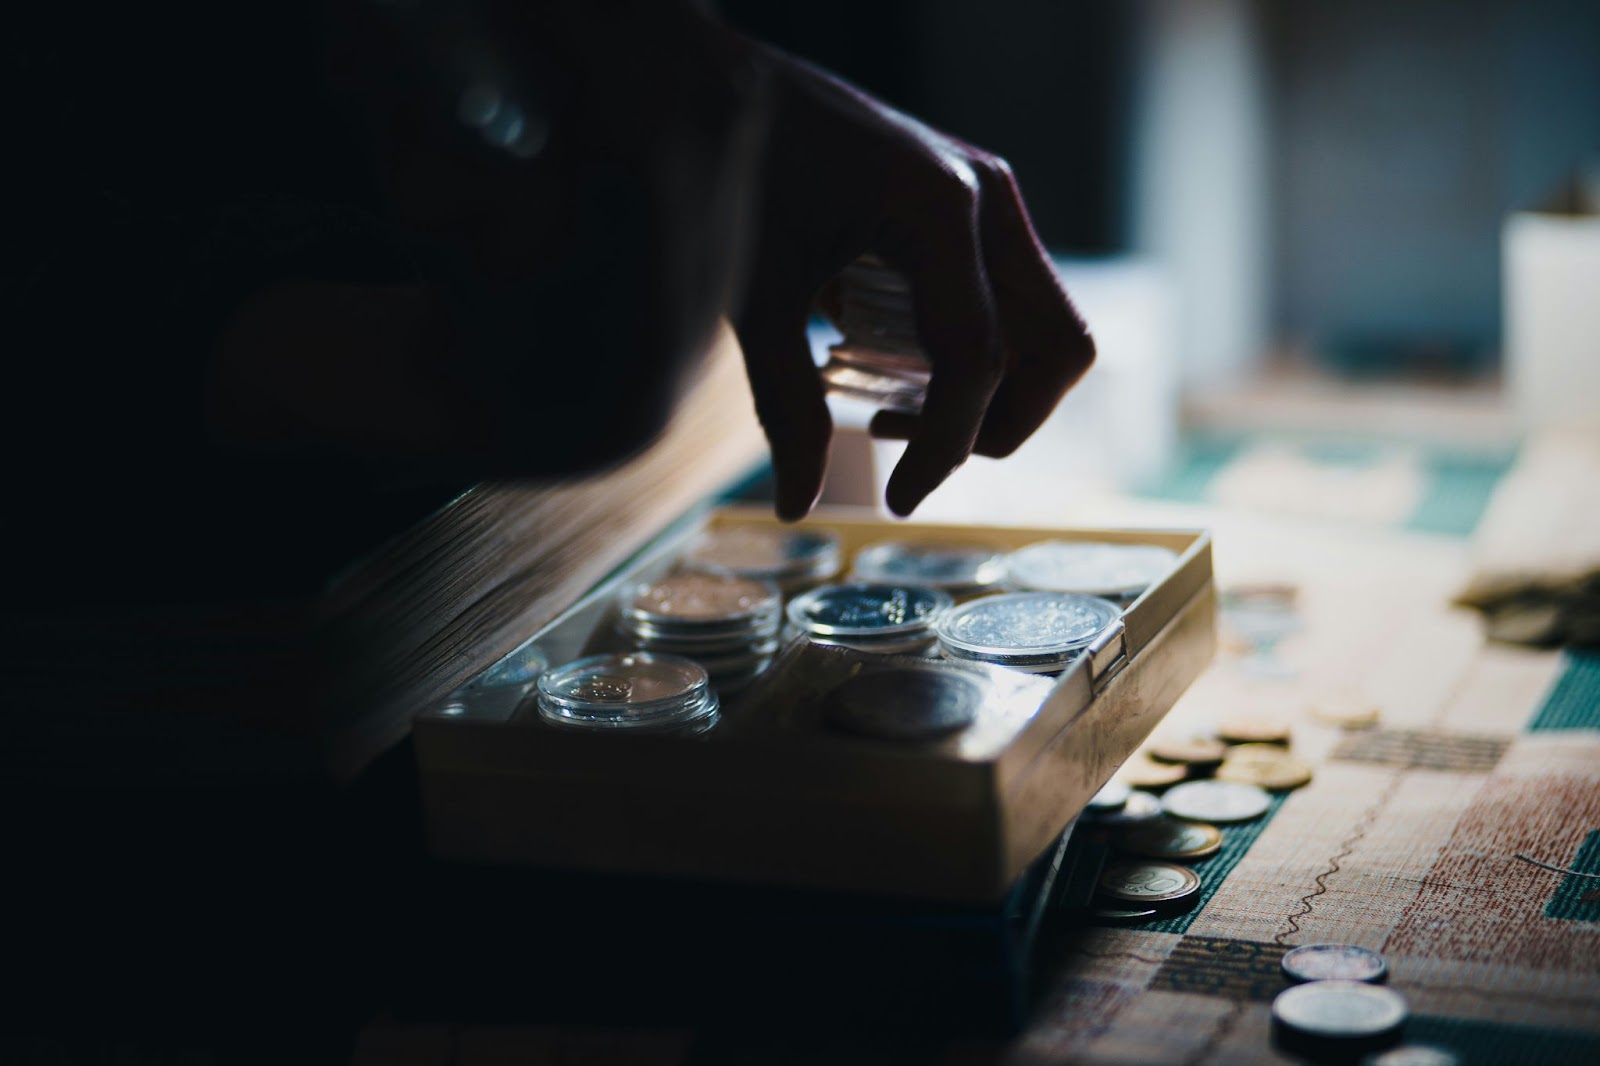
[1281,944,1388,984]
[1092,907,1159,924]
[1161,780,1272,824]
[1097,860,1202,907]
[1116,753,1190,790]
[1217,714,1293,745]
[1271,980,1408,1041]
[1310,688,1382,729]
[1148,735,1229,767]
[1115,818,1224,861]
[1091,789,1164,826]
[1086,779,1132,813]
[1362,1046,1460,1066]
[1217,743,1314,791]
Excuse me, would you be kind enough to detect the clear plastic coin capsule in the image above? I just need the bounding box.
[934,591,1121,673]
[1002,540,1179,600]
[683,526,842,593]
[535,652,718,734]
[786,582,953,653]
[851,540,1007,594]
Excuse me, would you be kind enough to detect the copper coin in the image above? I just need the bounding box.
[1217,744,1314,791]
[1217,714,1292,745]
[1148,735,1229,766]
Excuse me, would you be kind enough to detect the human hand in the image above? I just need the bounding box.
[728,39,1096,520]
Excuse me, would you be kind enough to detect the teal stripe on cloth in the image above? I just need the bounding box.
[1545,828,1600,923]
[1406,1015,1600,1066]
[1527,650,1600,732]
[1139,434,1244,502]
[1406,448,1518,537]
[1107,794,1290,935]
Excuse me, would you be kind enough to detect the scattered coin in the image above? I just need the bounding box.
[1217,744,1314,791]
[1217,714,1293,745]
[1147,735,1229,767]
[1310,689,1382,730]
[1161,780,1272,824]
[1090,789,1165,826]
[1281,944,1388,984]
[1116,753,1190,790]
[1272,980,1408,1041]
[1087,779,1132,813]
[1362,1045,1461,1066]
[1114,819,1224,861]
[1097,860,1202,906]
[1091,907,1159,924]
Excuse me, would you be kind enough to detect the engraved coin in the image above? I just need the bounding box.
[1217,714,1293,745]
[1148,735,1229,767]
[1281,944,1389,984]
[1161,780,1272,824]
[1218,744,1314,791]
[936,591,1119,660]
[1087,779,1132,812]
[1097,860,1201,905]
[1004,540,1179,598]
[788,583,952,638]
[1091,789,1164,826]
[1362,1046,1460,1066]
[853,541,1006,590]
[1116,753,1190,790]
[823,666,984,741]
[1115,819,1224,861]
[1272,980,1408,1040]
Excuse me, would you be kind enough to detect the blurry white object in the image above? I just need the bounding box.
[1504,166,1600,432]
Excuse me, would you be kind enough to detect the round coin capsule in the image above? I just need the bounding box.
[621,572,779,628]
[685,526,841,588]
[1097,860,1202,907]
[1281,944,1389,984]
[1114,818,1224,861]
[822,665,983,741]
[852,541,1007,591]
[787,583,952,639]
[1271,980,1408,1041]
[535,652,717,733]
[1161,780,1273,824]
[935,591,1119,670]
[1003,540,1179,598]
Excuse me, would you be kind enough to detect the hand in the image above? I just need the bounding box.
[728,39,1096,520]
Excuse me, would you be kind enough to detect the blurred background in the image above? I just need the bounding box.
[720,0,1600,535]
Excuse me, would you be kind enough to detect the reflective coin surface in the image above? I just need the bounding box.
[853,541,1006,590]
[1097,860,1202,905]
[1091,789,1165,826]
[1281,944,1389,984]
[624,572,780,625]
[824,666,984,741]
[937,592,1119,657]
[1161,780,1273,824]
[1087,779,1132,812]
[1115,819,1224,861]
[686,527,840,582]
[1272,980,1408,1039]
[788,583,952,637]
[1004,540,1179,598]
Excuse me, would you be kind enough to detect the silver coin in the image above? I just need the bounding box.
[1161,780,1272,824]
[936,592,1120,661]
[1362,1046,1460,1066]
[853,541,1006,590]
[686,527,841,583]
[1097,860,1201,904]
[1087,779,1132,812]
[1089,789,1164,826]
[1004,540,1179,598]
[823,666,984,741]
[787,583,952,638]
[1272,981,1408,1040]
[1282,944,1389,984]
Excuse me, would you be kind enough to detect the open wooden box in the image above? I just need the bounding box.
[413,505,1215,905]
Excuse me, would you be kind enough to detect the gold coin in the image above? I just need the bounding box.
[1217,714,1292,745]
[1309,689,1381,730]
[1217,745,1313,791]
[1115,818,1224,861]
[1116,754,1189,790]
[1148,735,1229,766]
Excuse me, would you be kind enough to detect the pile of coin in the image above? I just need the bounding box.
[684,525,842,595]
[817,255,930,414]
[616,572,783,691]
[1268,944,1457,1063]
[851,539,1007,598]
[786,582,953,655]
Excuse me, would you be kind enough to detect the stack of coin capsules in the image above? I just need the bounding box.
[786,582,953,655]
[934,591,1121,674]
[616,572,783,691]
[536,651,719,735]
[818,254,930,413]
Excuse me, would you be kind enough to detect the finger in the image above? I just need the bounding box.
[967,157,1094,458]
[732,299,833,522]
[879,172,1003,516]
[867,409,917,441]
